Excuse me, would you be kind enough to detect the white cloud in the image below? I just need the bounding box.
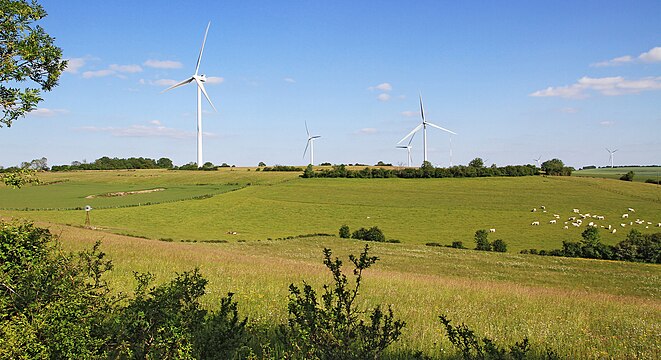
[592,55,633,67]
[109,64,142,73]
[592,46,661,66]
[369,82,392,91]
[79,122,214,139]
[600,120,615,126]
[559,107,579,114]
[28,108,68,117]
[377,93,391,102]
[64,58,86,73]
[356,128,378,134]
[143,59,183,69]
[400,110,419,117]
[639,46,661,63]
[284,77,296,83]
[82,69,115,78]
[149,120,162,126]
[531,76,661,98]
[205,76,224,84]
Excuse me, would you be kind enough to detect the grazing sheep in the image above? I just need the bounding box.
[573,209,580,213]
[621,223,626,227]
[572,222,580,227]
[549,220,557,224]
[622,214,629,219]
[553,214,560,219]
[563,226,569,229]
[489,228,496,233]
[607,225,612,230]
[588,222,594,226]
[596,216,605,220]
[531,208,537,212]
[568,216,576,221]
[612,229,617,234]
[540,205,546,210]
[531,221,540,226]
[657,223,661,227]
[628,208,635,212]
[564,221,569,225]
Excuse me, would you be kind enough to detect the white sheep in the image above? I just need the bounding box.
[573,209,580,213]
[612,229,617,234]
[657,223,661,227]
[622,214,629,219]
[628,208,635,212]
[563,225,569,229]
[531,208,537,212]
[549,220,557,224]
[531,221,540,226]
[572,222,580,227]
[489,228,496,233]
[621,223,626,227]
[553,214,560,219]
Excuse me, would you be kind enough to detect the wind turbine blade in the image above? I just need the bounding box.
[398,124,423,144]
[194,78,217,111]
[407,131,416,146]
[613,149,618,153]
[303,139,310,158]
[419,93,425,122]
[305,121,310,137]
[195,22,211,76]
[426,122,457,135]
[311,135,321,139]
[162,77,194,93]
[606,148,611,153]
[396,146,408,149]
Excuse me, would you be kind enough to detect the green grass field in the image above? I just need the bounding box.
[574,166,661,183]
[2,169,660,358]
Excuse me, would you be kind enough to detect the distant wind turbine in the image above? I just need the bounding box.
[163,22,217,168]
[303,121,321,165]
[533,156,541,167]
[396,133,415,167]
[606,148,618,168]
[398,94,456,165]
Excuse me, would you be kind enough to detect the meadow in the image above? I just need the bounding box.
[1,169,660,358]
[574,166,661,183]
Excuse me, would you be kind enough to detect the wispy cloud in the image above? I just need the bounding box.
[600,120,615,126]
[64,58,86,73]
[284,77,296,83]
[109,64,142,73]
[143,59,183,69]
[592,46,661,67]
[82,69,115,78]
[377,93,391,102]
[82,63,143,79]
[78,122,214,139]
[400,110,419,117]
[205,76,224,84]
[28,108,68,117]
[148,79,178,87]
[368,82,392,92]
[356,128,378,135]
[559,107,579,114]
[530,76,661,99]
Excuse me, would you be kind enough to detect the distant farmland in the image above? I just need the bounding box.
[574,166,661,183]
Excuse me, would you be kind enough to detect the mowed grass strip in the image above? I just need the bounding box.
[51,224,660,359]
[7,173,661,252]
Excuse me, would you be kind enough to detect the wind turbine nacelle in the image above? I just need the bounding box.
[198,74,207,82]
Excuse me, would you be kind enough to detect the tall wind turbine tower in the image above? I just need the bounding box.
[606,148,618,168]
[533,156,541,167]
[163,22,217,168]
[396,133,415,167]
[303,121,321,165]
[398,94,456,165]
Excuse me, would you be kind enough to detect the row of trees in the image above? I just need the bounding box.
[50,157,174,171]
[521,227,660,263]
[303,161,542,179]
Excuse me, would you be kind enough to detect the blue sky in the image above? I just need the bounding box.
[2,0,660,168]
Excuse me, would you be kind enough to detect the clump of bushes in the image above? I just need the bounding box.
[473,230,507,252]
[339,224,350,238]
[620,171,635,181]
[339,225,390,242]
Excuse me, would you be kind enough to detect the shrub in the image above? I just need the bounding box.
[492,239,507,252]
[451,241,466,249]
[283,245,405,359]
[474,230,491,251]
[620,171,634,181]
[351,226,386,242]
[339,224,351,238]
[645,178,660,185]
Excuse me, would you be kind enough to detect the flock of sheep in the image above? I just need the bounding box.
[528,206,661,234]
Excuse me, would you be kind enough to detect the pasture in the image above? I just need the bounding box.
[1,169,660,358]
[574,166,661,183]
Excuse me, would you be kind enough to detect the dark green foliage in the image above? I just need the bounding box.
[425,242,444,247]
[474,230,491,251]
[645,179,661,184]
[51,156,163,171]
[439,314,535,360]
[301,163,538,179]
[1,168,40,188]
[541,159,573,176]
[339,224,351,238]
[283,245,405,359]
[262,165,304,172]
[301,164,315,178]
[619,171,635,181]
[452,241,466,249]
[258,161,266,167]
[156,157,174,169]
[491,239,507,252]
[351,226,386,242]
[468,158,484,168]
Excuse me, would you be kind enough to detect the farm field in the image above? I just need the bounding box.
[47,223,660,359]
[574,166,661,183]
[2,169,660,252]
[1,169,660,358]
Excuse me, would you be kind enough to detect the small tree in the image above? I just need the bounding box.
[156,157,173,169]
[339,224,350,238]
[541,158,565,175]
[491,239,507,252]
[468,157,484,168]
[258,161,266,167]
[474,229,491,251]
[620,171,634,182]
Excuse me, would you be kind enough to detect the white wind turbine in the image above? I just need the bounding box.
[396,132,415,167]
[398,94,456,165]
[533,155,541,167]
[606,148,618,168]
[303,121,321,165]
[163,22,217,168]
